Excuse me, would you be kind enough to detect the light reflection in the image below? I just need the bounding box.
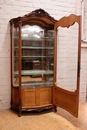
[22,25,44,38]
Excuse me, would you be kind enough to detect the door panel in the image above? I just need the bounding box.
[40,87,52,105]
[53,14,81,117]
[54,84,78,117]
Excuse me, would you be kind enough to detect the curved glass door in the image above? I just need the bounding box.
[53,15,81,117]
[21,25,54,88]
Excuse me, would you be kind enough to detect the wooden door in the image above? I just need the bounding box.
[53,14,81,117]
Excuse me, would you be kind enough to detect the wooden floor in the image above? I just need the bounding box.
[56,102,87,130]
[0,102,86,130]
[0,109,80,130]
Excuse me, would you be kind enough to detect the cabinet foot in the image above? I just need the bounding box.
[18,108,22,117]
[10,107,13,110]
[53,106,57,112]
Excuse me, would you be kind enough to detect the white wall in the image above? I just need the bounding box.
[80,0,87,101]
[80,47,87,101]
[0,0,86,110]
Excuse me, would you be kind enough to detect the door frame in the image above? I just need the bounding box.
[53,14,81,117]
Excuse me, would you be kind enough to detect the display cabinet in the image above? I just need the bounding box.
[10,9,81,117]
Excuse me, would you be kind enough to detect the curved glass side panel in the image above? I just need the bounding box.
[21,25,54,88]
[13,27,19,86]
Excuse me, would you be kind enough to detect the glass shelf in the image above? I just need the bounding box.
[14,36,54,41]
[14,56,53,58]
[22,81,53,88]
[22,36,54,41]
[14,46,54,49]
[14,70,53,75]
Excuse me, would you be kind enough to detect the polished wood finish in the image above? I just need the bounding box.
[53,14,81,117]
[10,8,57,28]
[10,9,81,117]
[10,9,55,116]
[11,87,53,111]
[11,87,19,110]
[22,87,52,107]
[54,85,78,116]
[22,88,36,107]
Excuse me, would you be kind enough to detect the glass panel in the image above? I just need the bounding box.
[13,26,19,86]
[56,23,78,91]
[21,25,54,88]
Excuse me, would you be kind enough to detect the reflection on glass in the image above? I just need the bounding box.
[21,25,54,88]
[13,27,19,86]
[56,23,78,91]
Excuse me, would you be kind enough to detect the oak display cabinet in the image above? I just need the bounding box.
[10,9,81,117]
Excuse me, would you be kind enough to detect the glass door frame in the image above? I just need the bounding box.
[53,14,81,117]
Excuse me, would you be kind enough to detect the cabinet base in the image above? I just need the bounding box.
[11,104,55,117]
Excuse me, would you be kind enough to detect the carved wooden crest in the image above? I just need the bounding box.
[29,8,50,17]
